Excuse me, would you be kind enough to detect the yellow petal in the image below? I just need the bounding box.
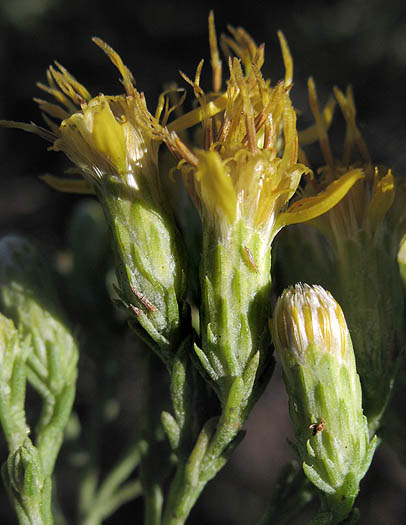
[167,93,228,133]
[90,100,127,174]
[195,150,236,224]
[275,168,364,228]
[0,120,55,142]
[40,174,95,194]
[366,169,395,233]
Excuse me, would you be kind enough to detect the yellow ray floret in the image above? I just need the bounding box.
[277,169,364,229]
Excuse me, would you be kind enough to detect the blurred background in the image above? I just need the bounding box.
[0,0,405,523]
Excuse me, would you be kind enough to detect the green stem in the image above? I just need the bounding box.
[99,480,142,520]
[162,409,243,525]
[144,483,164,525]
[82,481,142,525]
[40,477,53,525]
[79,337,121,519]
[95,439,146,505]
[138,350,171,525]
[82,439,147,525]
[162,461,206,525]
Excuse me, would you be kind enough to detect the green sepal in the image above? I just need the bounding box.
[193,342,219,383]
[303,463,334,495]
[241,351,260,407]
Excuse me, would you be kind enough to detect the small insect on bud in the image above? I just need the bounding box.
[270,283,377,524]
[309,418,326,436]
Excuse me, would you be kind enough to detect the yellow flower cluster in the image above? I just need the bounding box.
[0,13,366,243]
[162,17,361,242]
[300,78,404,254]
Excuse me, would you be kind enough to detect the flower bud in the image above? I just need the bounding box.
[5,438,44,499]
[271,284,377,524]
[2,438,48,523]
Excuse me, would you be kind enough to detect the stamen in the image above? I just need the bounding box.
[308,77,334,169]
[205,118,214,150]
[215,116,231,147]
[333,85,370,165]
[33,98,70,120]
[277,31,293,87]
[53,61,91,101]
[209,11,222,93]
[241,114,258,153]
[233,59,257,153]
[263,117,275,150]
[92,37,136,97]
[165,132,198,167]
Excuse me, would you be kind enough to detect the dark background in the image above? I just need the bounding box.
[0,1,405,523]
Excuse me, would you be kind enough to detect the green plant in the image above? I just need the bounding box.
[0,12,404,525]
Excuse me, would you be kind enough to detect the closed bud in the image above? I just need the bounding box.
[271,284,377,524]
[2,438,48,523]
[6,438,44,498]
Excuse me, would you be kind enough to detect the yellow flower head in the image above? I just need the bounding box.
[164,21,307,242]
[1,39,170,199]
[164,16,361,243]
[300,78,406,254]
